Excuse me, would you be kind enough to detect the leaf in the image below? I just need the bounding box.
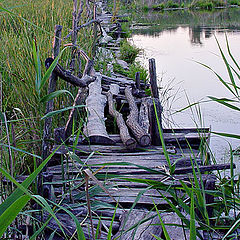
[208,96,240,111]
[0,144,42,160]
[215,36,238,97]
[211,131,240,140]
[40,46,68,90]
[190,190,197,240]
[0,195,30,238]
[33,39,41,96]
[0,167,66,238]
[226,35,240,72]
[40,90,74,103]
[0,145,60,216]
[153,200,171,240]
[107,203,118,240]
[41,105,85,120]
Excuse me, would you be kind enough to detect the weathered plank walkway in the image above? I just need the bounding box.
[35,1,234,239]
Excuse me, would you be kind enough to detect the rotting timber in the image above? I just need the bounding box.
[35,1,235,240]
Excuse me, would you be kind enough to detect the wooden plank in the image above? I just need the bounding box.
[174,163,235,174]
[115,210,162,240]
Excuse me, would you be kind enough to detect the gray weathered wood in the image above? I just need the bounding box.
[115,210,162,240]
[107,86,136,149]
[125,86,151,146]
[149,58,159,98]
[135,71,141,89]
[64,59,94,140]
[173,163,235,174]
[140,97,163,145]
[45,58,95,87]
[83,73,115,145]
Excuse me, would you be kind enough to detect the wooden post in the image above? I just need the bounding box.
[42,25,62,161]
[135,72,141,90]
[149,58,159,98]
[70,0,83,72]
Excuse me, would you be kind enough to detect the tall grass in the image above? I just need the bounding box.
[0,0,95,173]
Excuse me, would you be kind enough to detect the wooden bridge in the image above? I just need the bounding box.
[35,1,234,239]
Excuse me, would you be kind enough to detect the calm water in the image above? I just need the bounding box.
[131,9,240,170]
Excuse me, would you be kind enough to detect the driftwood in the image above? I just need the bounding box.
[107,84,137,149]
[125,86,151,146]
[45,58,95,87]
[83,73,115,145]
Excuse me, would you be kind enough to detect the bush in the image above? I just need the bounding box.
[120,40,140,64]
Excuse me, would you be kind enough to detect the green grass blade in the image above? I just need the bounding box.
[41,105,85,120]
[208,96,240,111]
[226,35,240,72]
[32,39,41,96]
[107,202,118,240]
[190,189,197,240]
[0,195,30,237]
[151,234,164,240]
[215,36,238,97]
[211,131,240,139]
[196,61,237,97]
[0,145,60,216]
[0,167,66,238]
[153,200,171,240]
[40,90,74,103]
[152,98,173,173]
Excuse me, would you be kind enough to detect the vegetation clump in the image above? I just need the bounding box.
[119,39,140,64]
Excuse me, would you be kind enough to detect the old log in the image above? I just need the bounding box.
[140,97,163,146]
[64,59,94,140]
[83,73,115,145]
[125,86,151,146]
[45,58,95,87]
[107,84,137,149]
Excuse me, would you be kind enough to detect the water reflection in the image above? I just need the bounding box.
[131,8,240,167]
[132,8,240,46]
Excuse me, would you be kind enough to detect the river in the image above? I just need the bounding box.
[131,8,240,172]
